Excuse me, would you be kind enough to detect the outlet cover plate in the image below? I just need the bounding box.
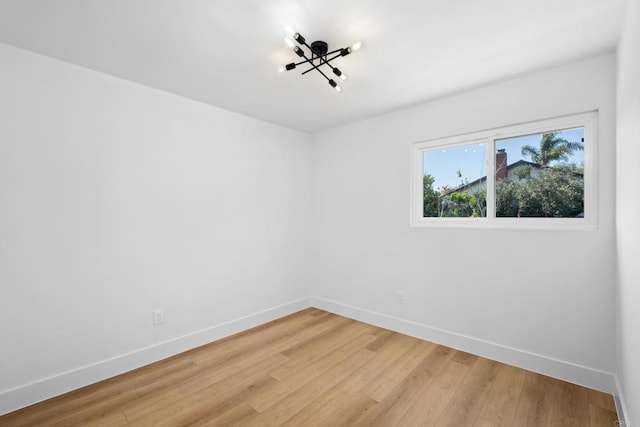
[152,309,165,325]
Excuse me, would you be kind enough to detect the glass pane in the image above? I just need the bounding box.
[423,142,487,217]
[495,127,584,218]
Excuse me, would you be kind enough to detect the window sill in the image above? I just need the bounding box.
[410,217,598,231]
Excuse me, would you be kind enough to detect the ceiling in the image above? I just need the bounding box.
[0,0,625,133]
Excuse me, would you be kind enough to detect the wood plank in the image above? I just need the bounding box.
[364,328,396,352]
[587,387,618,412]
[551,380,591,426]
[478,364,526,425]
[359,339,435,402]
[473,416,499,427]
[435,356,503,426]
[268,333,419,426]
[303,307,327,317]
[352,344,456,426]
[271,319,376,380]
[246,332,377,413]
[316,392,378,427]
[0,309,619,427]
[123,352,287,423]
[334,332,423,395]
[154,375,276,427]
[589,405,619,427]
[244,348,376,426]
[273,332,419,426]
[396,356,472,426]
[282,389,377,427]
[0,357,196,427]
[511,371,557,427]
[203,402,259,427]
[52,407,129,427]
[187,311,342,367]
[451,349,480,367]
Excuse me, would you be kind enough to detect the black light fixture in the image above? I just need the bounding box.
[279,25,362,92]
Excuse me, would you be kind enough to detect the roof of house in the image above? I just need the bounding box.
[448,160,540,194]
[446,160,585,194]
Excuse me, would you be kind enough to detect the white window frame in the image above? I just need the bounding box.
[410,111,598,230]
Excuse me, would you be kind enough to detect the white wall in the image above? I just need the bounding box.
[0,39,624,416]
[311,54,617,391]
[616,0,640,421]
[0,42,312,413]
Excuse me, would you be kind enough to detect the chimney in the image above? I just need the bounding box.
[496,149,507,180]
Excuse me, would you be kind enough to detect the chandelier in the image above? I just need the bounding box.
[279,25,362,92]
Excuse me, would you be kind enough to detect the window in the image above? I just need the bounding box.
[411,112,598,229]
[423,141,488,218]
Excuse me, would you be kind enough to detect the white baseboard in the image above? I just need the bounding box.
[311,296,617,394]
[614,375,629,425]
[0,297,311,416]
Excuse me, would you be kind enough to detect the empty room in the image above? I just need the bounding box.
[1,0,638,425]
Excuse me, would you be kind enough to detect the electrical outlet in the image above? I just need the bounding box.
[152,309,165,325]
[396,290,405,304]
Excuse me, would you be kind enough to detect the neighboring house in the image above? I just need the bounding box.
[450,149,580,194]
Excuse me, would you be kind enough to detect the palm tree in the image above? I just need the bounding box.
[521,132,583,167]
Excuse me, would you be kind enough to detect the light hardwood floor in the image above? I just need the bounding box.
[0,308,619,426]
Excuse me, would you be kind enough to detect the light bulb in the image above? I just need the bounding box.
[351,41,363,51]
[335,85,342,93]
[293,32,305,44]
[284,24,295,36]
[278,65,285,73]
[332,67,348,81]
[284,37,295,48]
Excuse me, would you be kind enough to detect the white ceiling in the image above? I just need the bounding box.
[0,0,624,133]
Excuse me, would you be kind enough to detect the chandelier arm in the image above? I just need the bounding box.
[298,41,345,71]
[312,64,333,83]
[320,52,344,65]
[301,67,316,76]
[323,47,347,57]
[299,52,333,82]
[293,58,314,67]
[300,52,344,76]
